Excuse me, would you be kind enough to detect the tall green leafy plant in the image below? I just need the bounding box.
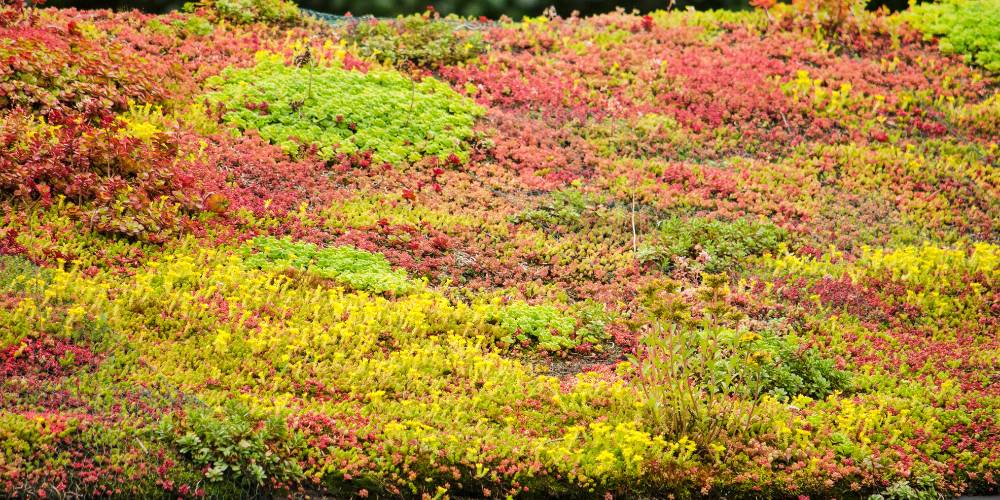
[629,275,766,450]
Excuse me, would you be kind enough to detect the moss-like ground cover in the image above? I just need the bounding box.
[0,0,998,497]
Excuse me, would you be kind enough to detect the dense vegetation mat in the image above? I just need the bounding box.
[0,0,998,497]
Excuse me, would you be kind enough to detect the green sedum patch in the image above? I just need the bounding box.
[491,302,577,351]
[511,187,590,230]
[242,236,415,294]
[206,52,484,164]
[903,0,1000,72]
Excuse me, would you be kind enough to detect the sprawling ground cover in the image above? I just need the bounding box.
[0,0,997,497]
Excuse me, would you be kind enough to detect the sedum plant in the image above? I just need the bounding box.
[643,215,786,274]
[343,11,489,69]
[184,0,303,26]
[511,187,590,231]
[1,3,999,498]
[902,0,1000,73]
[490,302,578,351]
[154,401,306,491]
[205,52,483,165]
[241,236,415,294]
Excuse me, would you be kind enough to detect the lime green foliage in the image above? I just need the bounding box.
[242,236,415,294]
[863,242,999,286]
[344,12,488,69]
[645,216,786,273]
[155,401,305,488]
[206,53,483,164]
[492,302,577,351]
[322,195,477,230]
[175,15,215,36]
[185,0,302,26]
[903,0,1000,72]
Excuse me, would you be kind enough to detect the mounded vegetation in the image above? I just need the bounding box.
[0,0,998,498]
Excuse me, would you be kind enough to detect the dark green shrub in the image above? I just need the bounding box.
[649,323,849,404]
[731,331,850,401]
